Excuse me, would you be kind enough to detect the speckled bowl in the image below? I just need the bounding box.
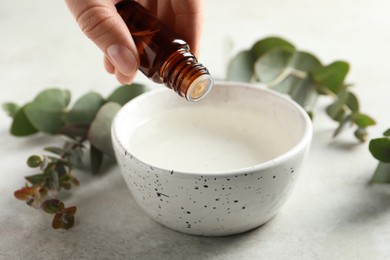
[111,82,312,236]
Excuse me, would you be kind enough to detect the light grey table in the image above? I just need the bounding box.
[1,1,389,259]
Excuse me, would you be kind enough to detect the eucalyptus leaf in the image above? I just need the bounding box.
[55,163,67,178]
[58,124,90,138]
[44,147,64,156]
[369,137,390,163]
[106,84,147,106]
[48,168,60,191]
[311,61,349,94]
[254,47,294,83]
[27,155,43,168]
[384,128,390,137]
[10,105,38,136]
[326,89,349,121]
[24,89,71,134]
[42,199,64,214]
[2,102,20,118]
[25,174,46,186]
[52,206,76,230]
[88,102,121,157]
[226,50,256,82]
[288,77,317,108]
[345,91,359,112]
[254,49,320,85]
[272,74,315,108]
[63,92,104,125]
[270,74,298,93]
[14,187,35,201]
[289,51,322,72]
[251,36,295,58]
[67,147,84,169]
[352,112,376,127]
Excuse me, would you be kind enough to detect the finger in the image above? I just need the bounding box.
[115,69,137,84]
[156,0,174,28]
[104,56,115,74]
[170,0,203,55]
[137,0,158,16]
[65,0,139,77]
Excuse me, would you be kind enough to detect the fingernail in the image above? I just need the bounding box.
[107,44,138,76]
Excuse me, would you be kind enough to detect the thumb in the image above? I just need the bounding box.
[65,0,139,78]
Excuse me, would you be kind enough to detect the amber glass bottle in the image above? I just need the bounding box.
[115,0,213,101]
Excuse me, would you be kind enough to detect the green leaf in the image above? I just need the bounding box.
[345,91,359,112]
[288,77,318,108]
[254,47,294,83]
[24,89,71,134]
[326,88,349,121]
[289,51,322,72]
[10,105,38,136]
[2,102,20,118]
[352,112,376,127]
[58,124,90,138]
[47,168,60,191]
[106,84,147,106]
[27,155,43,168]
[254,49,321,85]
[67,147,84,168]
[251,36,295,58]
[311,61,350,94]
[88,102,121,157]
[90,144,103,174]
[55,163,67,178]
[226,50,256,82]
[63,92,104,125]
[44,147,64,156]
[42,199,65,214]
[369,137,390,163]
[25,173,46,186]
[383,128,390,137]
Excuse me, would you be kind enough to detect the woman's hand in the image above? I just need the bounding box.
[65,0,203,84]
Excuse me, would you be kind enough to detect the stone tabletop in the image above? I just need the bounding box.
[1,0,389,259]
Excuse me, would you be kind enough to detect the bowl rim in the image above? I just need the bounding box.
[111,81,313,177]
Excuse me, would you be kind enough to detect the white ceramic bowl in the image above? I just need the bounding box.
[111,82,312,236]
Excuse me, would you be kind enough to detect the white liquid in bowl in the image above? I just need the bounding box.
[128,105,297,173]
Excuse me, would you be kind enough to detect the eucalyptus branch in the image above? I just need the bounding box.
[14,138,83,229]
[2,84,148,230]
[226,36,376,142]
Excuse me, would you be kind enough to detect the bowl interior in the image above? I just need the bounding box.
[112,82,311,174]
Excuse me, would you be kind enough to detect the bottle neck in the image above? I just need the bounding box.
[160,49,213,101]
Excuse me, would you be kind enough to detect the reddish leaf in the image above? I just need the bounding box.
[52,206,77,230]
[61,206,77,215]
[14,187,36,201]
